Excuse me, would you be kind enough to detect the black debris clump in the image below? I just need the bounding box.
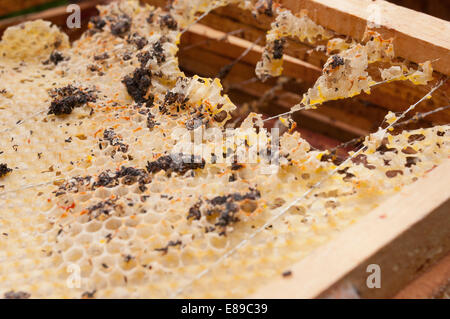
[187,201,203,220]
[231,162,244,170]
[137,51,151,66]
[146,113,158,130]
[81,290,97,299]
[122,53,132,61]
[93,171,117,189]
[213,110,228,122]
[160,92,188,114]
[44,50,66,65]
[89,16,106,34]
[147,12,155,24]
[163,92,186,106]
[152,40,166,64]
[102,128,129,153]
[154,240,182,255]
[116,166,151,189]
[4,291,30,299]
[87,199,118,220]
[254,0,274,17]
[329,55,345,69]
[405,156,419,168]
[145,94,155,108]
[185,117,203,130]
[0,163,12,178]
[57,165,153,198]
[160,14,177,30]
[94,52,110,61]
[351,154,376,170]
[376,138,398,155]
[273,39,286,59]
[122,67,152,104]
[146,154,205,176]
[187,188,261,235]
[48,85,97,115]
[93,166,151,192]
[127,33,148,50]
[111,14,132,37]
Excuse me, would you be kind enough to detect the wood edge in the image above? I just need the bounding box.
[283,0,450,75]
[250,158,450,298]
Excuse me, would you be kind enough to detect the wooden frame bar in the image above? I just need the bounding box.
[0,0,54,17]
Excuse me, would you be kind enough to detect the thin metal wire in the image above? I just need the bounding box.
[217,36,263,80]
[0,179,64,199]
[393,104,450,127]
[329,104,450,153]
[0,109,46,134]
[181,29,244,51]
[180,9,214,36]
[226,76,259,91]
[262,71,420,123]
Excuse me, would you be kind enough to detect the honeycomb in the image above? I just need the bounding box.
[253,5,435,115]
[0,0,448,299]
[256,7,332,80]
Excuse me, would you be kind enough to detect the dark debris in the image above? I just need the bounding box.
[0,163,12,178]
[4,290,30,299]
[111,14,132,37]
[146,153,205,176]
[48,85,97,115]
[122,67,152,104]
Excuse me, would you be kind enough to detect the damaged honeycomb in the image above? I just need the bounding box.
[256,7,332,81]
[0,0,448,299]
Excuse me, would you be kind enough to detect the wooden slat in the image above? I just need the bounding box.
[283,0,450,76]
[0,0,53,17]
[252,159,450,298]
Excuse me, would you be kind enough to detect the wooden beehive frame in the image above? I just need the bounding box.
[0,0,449,298]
